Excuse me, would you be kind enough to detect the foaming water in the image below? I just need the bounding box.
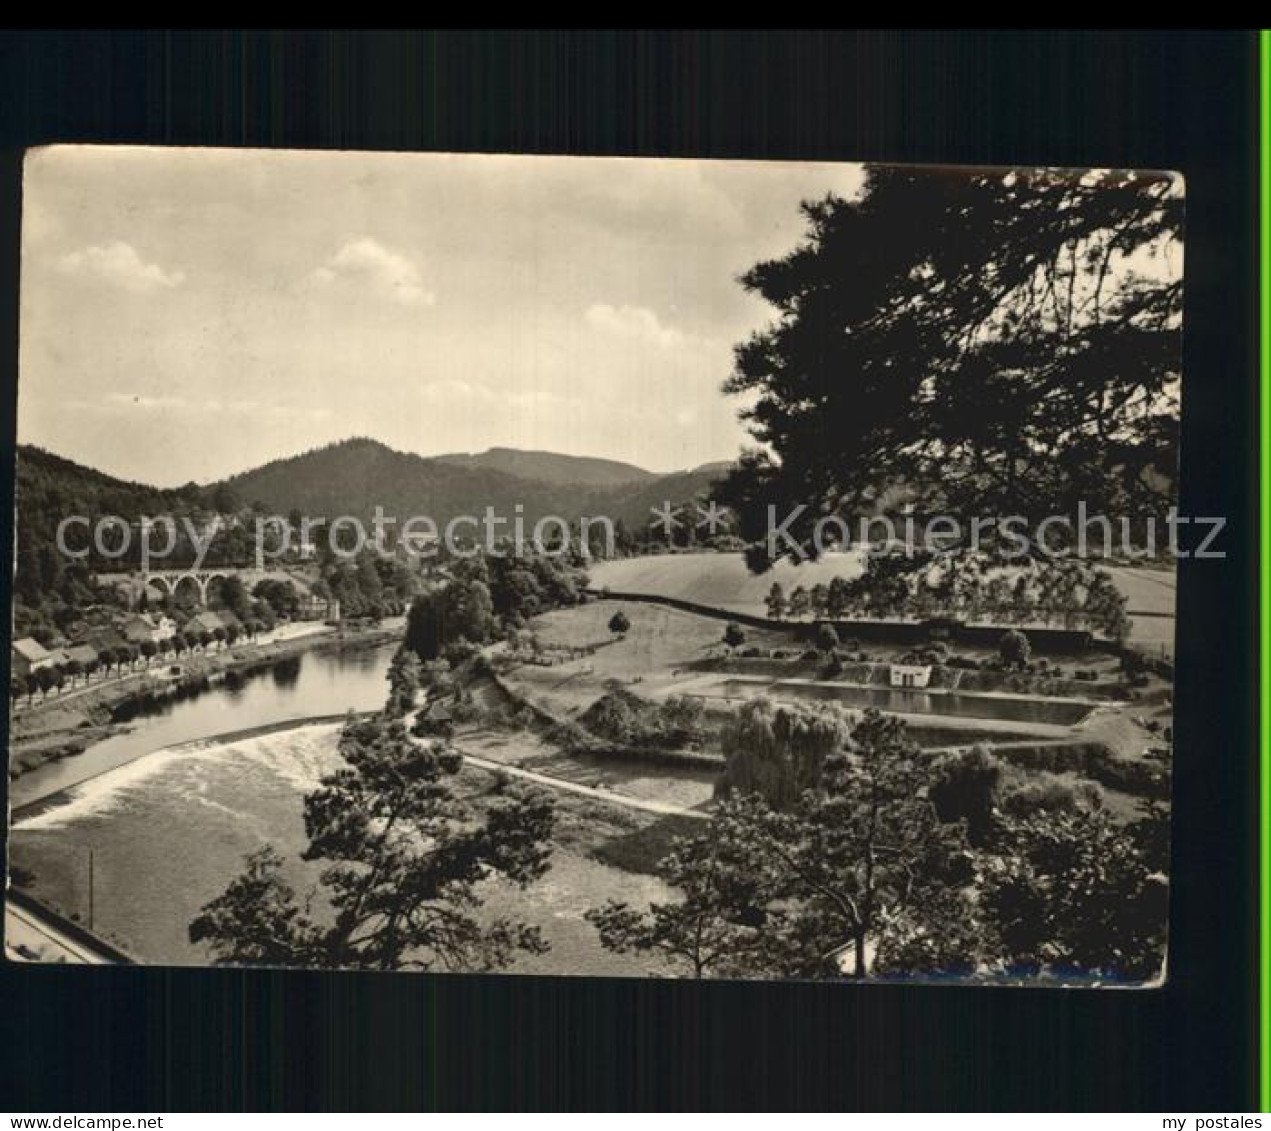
[10,722,346,963]
[15,723,344,833]
[10,718,672,975]
[11,642,395,808]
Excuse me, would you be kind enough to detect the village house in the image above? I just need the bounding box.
[412,697,455,738]
[81,626,130,656]
[121,613,178,646]
[65,643,100,670]
[11,637,55,678]
[121,614,151,645]
[181,609,244,640]
[297,593,337,621]
[185,610,229,638]
[215,609,243,635]
[889,662,933,689]
[42,647,71,671]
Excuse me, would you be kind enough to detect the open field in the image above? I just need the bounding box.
[1102,565,1177,616]
[501,598,1163,759]
[1104,566,1177,658]
[589,553,1177,656]
[589,552,863,615]
[505,598,796,717]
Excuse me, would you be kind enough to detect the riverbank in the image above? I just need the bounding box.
[7,618,404,782]
[9,714,677,974]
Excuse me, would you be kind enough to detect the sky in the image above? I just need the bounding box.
[18,146,866,486]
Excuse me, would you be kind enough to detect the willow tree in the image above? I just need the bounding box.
[716,697,851,810]
[597,708,982,981]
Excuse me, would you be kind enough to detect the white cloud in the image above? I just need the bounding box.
[585,303,685,349]
[307,237,434,308]
[56,241,185,294]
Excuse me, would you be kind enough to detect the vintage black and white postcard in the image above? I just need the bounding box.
[6,146,1181,984]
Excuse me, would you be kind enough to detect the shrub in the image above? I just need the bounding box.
[928,745,1003,847]
[443,639,479,665]
[578,688,706,749]
[544,718,592,750]
[411,714,454,739]
[999,777,1103,819]
[1121,650,1148,677]
[998,629,1031,669]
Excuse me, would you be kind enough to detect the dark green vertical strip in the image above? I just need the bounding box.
[1260,24,1270,1117]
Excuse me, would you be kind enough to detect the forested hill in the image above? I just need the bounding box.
[11,446,235,626]
[433,447,655,487]
[223,437,581,525]
[14,445,222,572]
[10,438,725,644]
[221,438,729,528]
[16,445,216,519]
[12,438,735,585]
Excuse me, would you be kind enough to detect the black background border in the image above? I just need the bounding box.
[0,29,1259,1112]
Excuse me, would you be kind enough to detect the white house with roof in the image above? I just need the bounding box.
[121,613,177,646]
[889,662,932,689]
[11,637,55,678]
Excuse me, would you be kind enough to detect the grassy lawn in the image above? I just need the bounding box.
[590,812,706,876]
[503,599,797,717]
[589,552,1177,656]
[589,552,863,614]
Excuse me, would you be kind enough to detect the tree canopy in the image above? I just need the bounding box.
[189,714,556,971]
[721,166,1182,568]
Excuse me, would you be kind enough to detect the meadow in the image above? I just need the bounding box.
[588,553,1177,656]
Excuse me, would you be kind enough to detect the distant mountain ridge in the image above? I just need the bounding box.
[433,447,656,487]
[15,438,736,539]
[220,438,731,528]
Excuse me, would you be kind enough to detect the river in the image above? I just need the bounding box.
[8,642,672,975]
[10,642,398,810]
